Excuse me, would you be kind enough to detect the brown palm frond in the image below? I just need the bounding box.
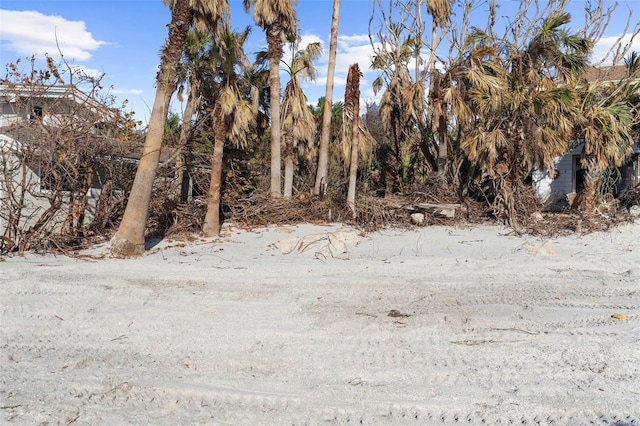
[244,0,298,38]
[280,78,317,160]
[427,0,452,28]
[161,0,230,32]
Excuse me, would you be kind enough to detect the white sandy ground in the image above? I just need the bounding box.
[1,221,639,425]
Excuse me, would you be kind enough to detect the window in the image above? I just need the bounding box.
[39,165,75,192]
[573,156,586,194]
[30,106,43,120]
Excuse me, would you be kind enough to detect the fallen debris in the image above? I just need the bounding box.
[273,229,362,258]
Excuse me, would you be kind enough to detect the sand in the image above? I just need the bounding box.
[1,221,639,424]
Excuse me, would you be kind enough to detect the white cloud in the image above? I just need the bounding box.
[296,32,382,105]
[111,88,144,95]
[281,33,325,70]
[338,34,371,48]
[299,33,324,50]
[0,9,107,61]
[69,64,105,79]
[592,33,640,64]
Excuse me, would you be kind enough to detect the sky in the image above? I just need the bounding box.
[1,0,639,126]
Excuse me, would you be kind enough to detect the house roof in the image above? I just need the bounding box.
[1,84,90,103]
[0,125,138,157]
[0,126,211,169]
[584,65,637,83]
[0,133,22,152]
[0,83,117,122]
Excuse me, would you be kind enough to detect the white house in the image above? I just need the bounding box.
[0,83,114,127]
[535,141,640,209]
[1,84,208,251]
[0,84,132,247]
[534,65,640,209]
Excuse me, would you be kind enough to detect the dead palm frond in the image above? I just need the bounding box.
[162,0,230,32]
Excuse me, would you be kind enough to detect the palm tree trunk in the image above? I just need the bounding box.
[314,0,340,195]
[202,109,226,237]
[582,159,601,214]
[267,26,283,198]
[346,64,361,217]
[110,0,193,257]
[347,126,359,217]
[437,113,447,172]
[283,156,294,197]
[172,88,199,201]
[283,136,294,197]
[427,0,451,174]
[429,14,447,173]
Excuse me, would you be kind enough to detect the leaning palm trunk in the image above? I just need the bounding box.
[314,0,340,195]
[110,0,193,257]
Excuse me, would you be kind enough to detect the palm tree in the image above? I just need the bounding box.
[574,52,638,212]
[371,26,426,194]
[243,0,298,198]
[577,104,633,213]
[310,97,345,190]
[444,12,592,227]
[426,0,452,173]
[110,0,228,257]
[626,52,640,136]
[280,37,321,197]
[201,25,259,236]
[171,29,211,201]
[314,0,340,195]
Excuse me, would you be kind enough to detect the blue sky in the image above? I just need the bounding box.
[1,1,639,126]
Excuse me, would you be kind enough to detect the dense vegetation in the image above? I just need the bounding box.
[1,0,639,256]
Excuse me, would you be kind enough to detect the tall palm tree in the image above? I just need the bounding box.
[310,97,345,186]
[110,0,228,257]
[426,0,452,173]
[243,0,298,198]
[314,0,340,195]
[280,38,321,197]
[201,25,259,236]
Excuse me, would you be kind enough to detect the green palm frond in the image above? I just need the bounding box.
[285,39,322,82]
[467,27,491,45]
[581,102,634,170]
[370,54,385,70]
[372,76,385,95]
[625,51,640,75]
[537,13,571,40]
[563,34,593,55]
